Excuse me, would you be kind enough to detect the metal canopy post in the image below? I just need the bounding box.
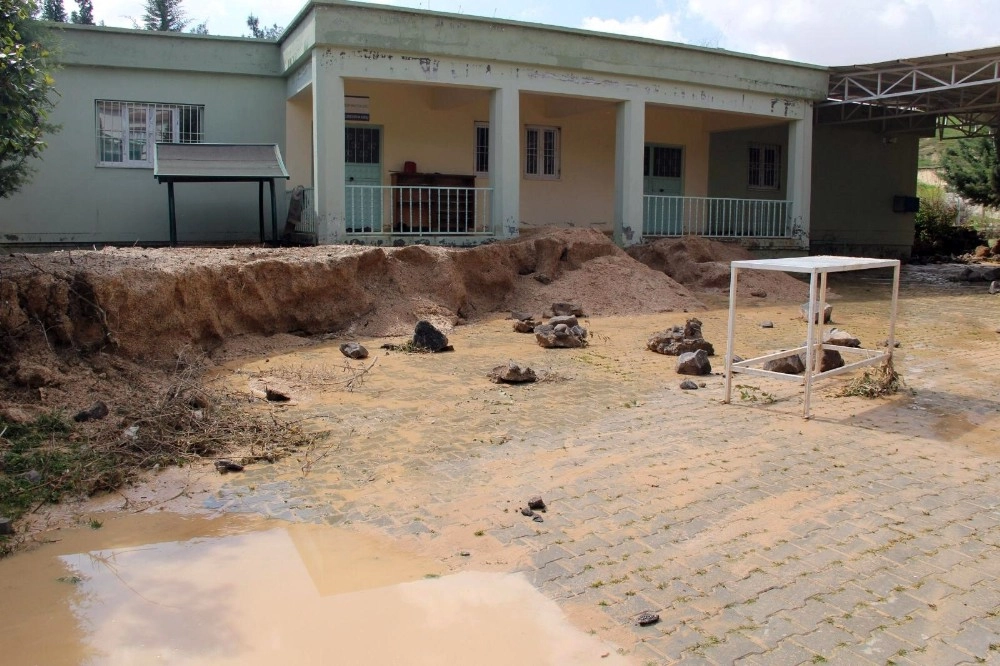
[258,181,265,244]
[269,178,278,242]
[167,181,177,247]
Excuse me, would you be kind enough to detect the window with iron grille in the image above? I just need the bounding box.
[644,145,682,178]
[474,122,489,175]
[525,126,560,179]
[96,101,204,167]
[748,143,781,190]
[345,126,381,164]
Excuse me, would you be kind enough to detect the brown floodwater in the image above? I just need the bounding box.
[0,512,629,665]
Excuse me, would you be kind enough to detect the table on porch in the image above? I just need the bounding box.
[722,256,901,419]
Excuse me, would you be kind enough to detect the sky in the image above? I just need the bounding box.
[88,0,1000,66]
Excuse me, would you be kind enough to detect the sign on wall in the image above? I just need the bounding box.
[346,96,370,121]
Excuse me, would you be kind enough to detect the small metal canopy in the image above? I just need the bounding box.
[153,143,290,246]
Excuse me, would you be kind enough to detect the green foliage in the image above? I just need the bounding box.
[246,13,282,39]
[142,0,188,31]
[912,191,986,257]
[941,135,1000,208]
[69,0,92,24]
[40,0,64,21]
[0,0,59,198]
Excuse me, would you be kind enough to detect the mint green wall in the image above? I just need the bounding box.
[0,27,285,245]
[706,124,789,200]
[810,126,920,259]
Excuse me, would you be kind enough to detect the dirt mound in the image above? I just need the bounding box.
[0,229,703,363]
[626,237,809,301]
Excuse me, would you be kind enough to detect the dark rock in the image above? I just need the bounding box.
[676,349,711,376]
[648,318,715,356]
[683,318,704,339]
[750,289,767,298]
[339,342,369,359]
[551,302,584,317]
[798,348,845,373]
[679,379,699,390]
[800,302,833,324]
[520,507,535,517]
[0,517,13,535]
[636,611,660,627]
[534,324,587,349]
[265,388,290,402]
[74,400,109,423]
[760,321,774,329]
[823,328,861,348]
[413,320,450,352]
[532,514,544,523]
[528,496,546,511]
[511,311,534,321]
[489,361,537,384]
[533,273,553,285]
[513,319,538,333]
[214,459,245,474]
[764,355,805,374]
[548,315,579,328]
[569,325,588,339]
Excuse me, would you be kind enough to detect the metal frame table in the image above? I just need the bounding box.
[723,256,901,418]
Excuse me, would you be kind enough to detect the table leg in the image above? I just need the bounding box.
[724,266,739,404]
[803,270,818,418]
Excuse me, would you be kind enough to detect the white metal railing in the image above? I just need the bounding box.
[346,185,494,235]
[643,196,792,238]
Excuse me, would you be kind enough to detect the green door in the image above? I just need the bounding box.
[345,125,382,232]
[643,144,683,235]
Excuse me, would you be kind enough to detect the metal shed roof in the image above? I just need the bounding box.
[153,143,290,181]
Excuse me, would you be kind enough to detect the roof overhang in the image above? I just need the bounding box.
[154,143,290,182]
[817,46,1000,137]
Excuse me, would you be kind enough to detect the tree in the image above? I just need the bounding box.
[188,20,207,34]
[1,0,59,198]
[142,0,188,31]
[941,134,1000,208]
[40,0,65,21]
[69,0,93,24]
[246,13,282,39]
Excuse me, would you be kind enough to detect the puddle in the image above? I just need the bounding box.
[0,513,627,665]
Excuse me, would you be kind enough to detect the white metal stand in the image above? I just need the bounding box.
[723,256,901,419]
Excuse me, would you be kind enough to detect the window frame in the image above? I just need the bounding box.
[474,121,489,176]
[524,125,560,180]
[96,100,204,169]
[747,142,782,191]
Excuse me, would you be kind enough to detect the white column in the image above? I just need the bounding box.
[312,52,346,245]
[490,86,520,239]
[786,108,813,252]
[614,99,645,247]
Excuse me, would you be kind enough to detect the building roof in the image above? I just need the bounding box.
[153,144,290,182]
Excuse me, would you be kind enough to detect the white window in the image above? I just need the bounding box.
[474,121,489,175]
[525,125,560,179]
[748,143,781,190]
[96,100,204,167]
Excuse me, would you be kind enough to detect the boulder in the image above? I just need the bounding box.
[764,354,805,374]
[534,324,587,348]
[647,318,714,356]
[548,315,579,328]
[679,379,699,390]
[510,311,534,322]
[974,245,991,259]
[798,348,845,373]
[339,342,369,359]
[513,319,539,333]
[676,349,711,375]
[489,361,537,384]
[413,320,451,352]
[823,328,861,348]
[800,302,833,324]
[551,302,584,317]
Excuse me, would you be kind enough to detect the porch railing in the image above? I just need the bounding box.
[346,185,494,235]
[643,196,792,238]
[285,187,317,237]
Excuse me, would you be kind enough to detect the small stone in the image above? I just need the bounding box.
[532,515,544,523]
[339,342,369,359]
[214,460,244,474]
[513,319,538,333]
[824,328,861,348]
[760,321,774,328]
[800,302,833,324]
[750,289,767,297]
[265,388,290,402]
[698,382,706,388]
[533,273,553,285]
[881,340,901,348]
[764,354,805,374]
[679,379,698,390]
[0,517,13,536]
[551,302,584,317]
[22,469,42,484]
[73,400,109,423]
[676,349,712,376]
[534,324,587,349]
[489,361,537,384]
[548,315,579,328]
[413,320,451,352]
[989,280,999,295]
[636,611,660,627]
[527,496,546,511]
[520,507,534,517]
[510,311,534,321]
[459,551,471,557]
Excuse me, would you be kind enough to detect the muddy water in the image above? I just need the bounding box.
[0,513,628,665]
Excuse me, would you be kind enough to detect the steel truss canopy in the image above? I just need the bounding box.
[817,46,1000,138]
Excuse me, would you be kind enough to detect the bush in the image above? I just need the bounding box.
[913,195,986,257]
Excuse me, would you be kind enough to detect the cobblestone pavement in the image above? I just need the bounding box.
[218,270,1000,665]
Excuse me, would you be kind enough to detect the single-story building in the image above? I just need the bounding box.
[2,0,997,258]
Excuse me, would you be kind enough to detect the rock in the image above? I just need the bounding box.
[764,354,805,374]
[413,320,451,352]
[532,514,544,523]
[533,273,553,285]
[823,328,861,348]
[800,302,833,324]
[551,302,584,317]
[698,382,706,388]
[992,240,1000,256]
[510,311,534,321]
[548,315,579,328]
[798,348,845,373]
[647,318,715,356]
[990,281,999,295]
[570,325,588,339]
[520,507,534,517]
[339,342,369,359]
[760,320,774,328]
[22,469,42,484]
[750,289,767,297]
[636,611,660,627]
[214,459,244,474]
[554,323,569,333]
[73,400,109,423]
[123,425,139,441]
[881,339,901,348]
[513,319,538,333]
[534,324,587,348]
[489,361,537,384]
[0,517,13,536]
[14,363,58,388]
[974,245,991,259]
[265,388,290,402]
[679,379,699,390]
[527,496,546,511]
[676,349,711,376]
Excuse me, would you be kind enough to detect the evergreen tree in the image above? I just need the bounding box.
[246,13,282,39]
[188,20,207,34]
[40,0,65,21]
[69,0,93,24]
[142,0,188,31]
[941,135,1000,209]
